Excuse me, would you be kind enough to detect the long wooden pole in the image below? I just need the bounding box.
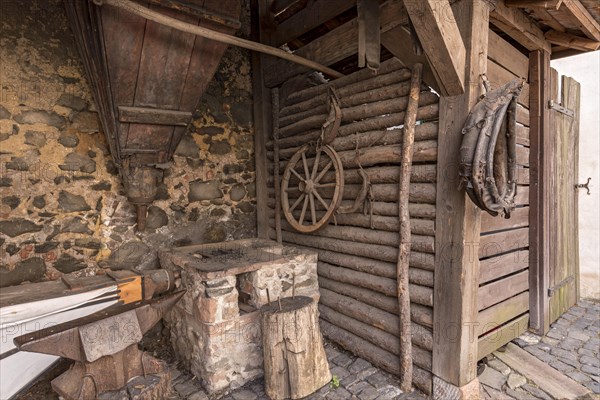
[97,0,344,79]
[272,88,282,244]
[397,63,423,391]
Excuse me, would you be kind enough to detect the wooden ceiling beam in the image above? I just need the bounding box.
[263,0,408,88]
[271,0,356,47]
[505,0,563,11]
[403,0,466,96]
[490,1,552,52]
[561,0,600,41]
[545,29,600,50]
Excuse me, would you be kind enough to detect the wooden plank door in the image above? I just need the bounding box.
[548,70,581,324]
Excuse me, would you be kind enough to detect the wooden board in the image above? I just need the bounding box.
[477,314,529,360]
[478,270,529,311]
[494,343,590,398]
[488,29,529,79]
[477,291,529,336]
[487,59,530,107]
[480,250,529,285]
[479,227,529,258]
[481,206,529,233]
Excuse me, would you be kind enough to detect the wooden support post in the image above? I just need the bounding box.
[397,63,423,392]
[528,49,551,335]
[252,0,273,239]
[272,88,282,244]
[433,0,489,392]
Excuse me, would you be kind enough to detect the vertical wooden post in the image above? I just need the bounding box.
[272,88,282,244]
[528,49,551,335]
[251,0,273,239]
[433,0,489,391]
[397,62,423,392]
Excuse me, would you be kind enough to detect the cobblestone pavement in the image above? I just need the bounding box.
[168,341,426,400]
[479,299,600,399]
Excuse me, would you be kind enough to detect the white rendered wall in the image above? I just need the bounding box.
[552,52,600,299]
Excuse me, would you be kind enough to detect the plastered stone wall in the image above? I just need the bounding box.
[0,0,256,287]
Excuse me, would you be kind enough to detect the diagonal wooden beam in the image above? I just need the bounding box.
[505,0,563,10]
[403,0,466,96]
[490,0,552,52]
[545,29,600,51]
[271,0,356,47]
[561,0,600,41]
[381,25,441,93]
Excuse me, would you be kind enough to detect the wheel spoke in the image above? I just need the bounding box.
[316,182,337,188]
[290,168,305,182]
[315,160,333,183]
[311,148,321,180]
[313,190,330,210]
[298,195,309,225]
[289,193,305,213]
[309,193,317,224]
[301,151,310,180]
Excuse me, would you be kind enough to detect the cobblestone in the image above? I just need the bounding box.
[479,299,600,398]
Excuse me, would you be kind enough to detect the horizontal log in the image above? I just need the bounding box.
[318,262,434,305]
[284,58,409,107]
[278,91,439,138]
[273,104,439,150]
[269,182,436,205]
[320,320,433,394]
[267,199,437,220]
[271,140,438,167]
[319,289,432,351]
[318,276,433,328]
[273,219,435,254]
[267,229,436,270]
[280,78,415,127]
[318,250,434,284]
[270,212,435,236]
[319,304,433,358]
[268,164,437,186]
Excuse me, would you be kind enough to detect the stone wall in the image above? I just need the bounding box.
[0,0,256,287]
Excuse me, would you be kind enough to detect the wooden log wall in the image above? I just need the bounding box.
[265,58,438,394]
[477,30,532,360]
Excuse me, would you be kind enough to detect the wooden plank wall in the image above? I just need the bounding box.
[477,30,532,359]
[265,58,438,394]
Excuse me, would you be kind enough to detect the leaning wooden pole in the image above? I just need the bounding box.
[397,62,423,391]
[98,0,343,79]
[272,88,283,244]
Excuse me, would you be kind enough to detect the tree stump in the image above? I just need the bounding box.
[261,296,331,399]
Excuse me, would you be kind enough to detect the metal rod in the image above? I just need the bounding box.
[97,0,344,79]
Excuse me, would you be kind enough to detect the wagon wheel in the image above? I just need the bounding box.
[281,144,344,233]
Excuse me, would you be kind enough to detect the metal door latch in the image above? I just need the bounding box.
[575,177,591,195]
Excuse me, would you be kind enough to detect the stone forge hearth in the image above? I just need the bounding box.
[158,239,319,394]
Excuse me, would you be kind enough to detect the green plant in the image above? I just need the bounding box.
[330,375,340,389]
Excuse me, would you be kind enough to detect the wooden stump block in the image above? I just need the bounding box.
[261,296,331,399]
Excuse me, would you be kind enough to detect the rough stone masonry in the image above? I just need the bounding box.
[0,0,257,286]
